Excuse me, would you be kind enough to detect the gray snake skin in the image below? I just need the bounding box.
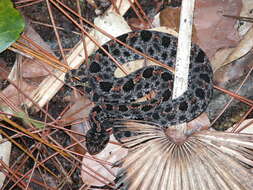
[65,30,213,155]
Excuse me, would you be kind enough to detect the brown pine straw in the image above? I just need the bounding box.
[127,0,152,28]
[8,1,253,189]
[46,0,68,65]
[50,0,174,73]
[15,0,44,9]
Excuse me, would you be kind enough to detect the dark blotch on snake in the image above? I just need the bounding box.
[161,72,172,81]
[195,50,205,63]
[199,73,211,83]
[167,114,176,120]
[99,81,113,92]
[140,30,152,42]
[119,105,128,112]
[92,93,100,102]
[161,36,171,47]
[142,68,154,78]
[112,49,121,56]
[162,89,172,101]
[123,79,135,92]
[89,62,101,73]
[105,104,113,111]
[123,51,130,57]
[148,47,155,56]
[98,44,109,56]
[179,101,188,111]
[171,49,176,57]
[142,105,153,112]
[117,34,128,43]
[152,112,160,120]
[161,52,168,60]
[195,88,205,99]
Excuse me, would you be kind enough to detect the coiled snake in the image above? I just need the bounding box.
[65,30,213,155]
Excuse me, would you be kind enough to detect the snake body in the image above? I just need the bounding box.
[65,30,213,155]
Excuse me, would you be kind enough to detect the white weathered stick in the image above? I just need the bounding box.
[172,0,195,130]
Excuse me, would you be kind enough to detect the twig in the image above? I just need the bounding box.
[171,0,195,132]
[24,0,134,108]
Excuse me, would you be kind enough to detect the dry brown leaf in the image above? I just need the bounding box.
[61,93,93,124]
[160,7,181,32]
[81,135,128,187]
[159,7,198,43]
[71,122,90,155]
[127,17,149,30]
[0,81,36,109]
[211,47,234,71]
[0,135,11,189]
[222,26,253,65]
[194,0,242,58]
[213,50,253,87]
[236,0,253,36]
[187,112,210,133]
[11,24,55,80]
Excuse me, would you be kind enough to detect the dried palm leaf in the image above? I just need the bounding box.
[112,120,253,190]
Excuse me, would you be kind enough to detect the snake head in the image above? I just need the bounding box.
[86,128,110,155]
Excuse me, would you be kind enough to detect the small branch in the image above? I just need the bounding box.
[171,0,195,132]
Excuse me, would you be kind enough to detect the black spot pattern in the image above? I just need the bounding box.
[112,49,121,56]
[195,50,205,63]
[161,72,172,81]
[195,88,205,99]
[89,62,101,73]
[179,101,188,111]
[123,79,135,92]
[65,30,213,155]
[142,68,154,78]
[162,36,171,47]
[199,73,210,83]
[142,105,153,112]
[99,81,113,92]
[119,105,128,112]
[140,30,152,42]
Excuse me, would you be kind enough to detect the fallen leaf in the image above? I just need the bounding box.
[0,135,11,189]
[236,0,253,36]
[211,47,234,71]
[61,93,93,124]
[81,135,128,187]
[213,50,253,87]
[222,26,253,65]
[159,7,198,43]
[194,0,242,58]
[0,80,36,109]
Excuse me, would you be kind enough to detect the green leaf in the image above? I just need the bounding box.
[0,0,25,53]
[15,112,45,129]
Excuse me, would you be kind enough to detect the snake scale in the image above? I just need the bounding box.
[65,30,213,155]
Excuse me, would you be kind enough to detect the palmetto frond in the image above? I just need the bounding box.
[113,120,253,190]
